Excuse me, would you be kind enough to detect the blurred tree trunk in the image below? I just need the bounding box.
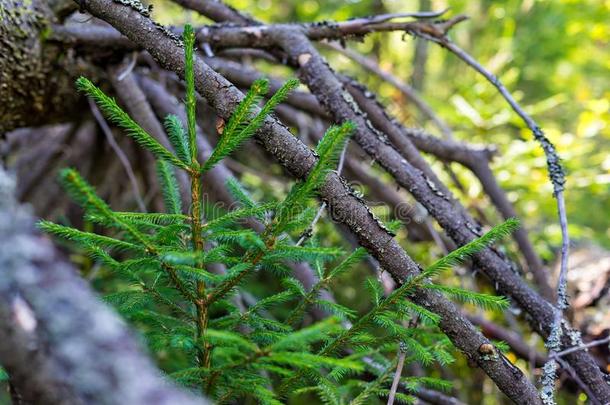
[411,0,430,92]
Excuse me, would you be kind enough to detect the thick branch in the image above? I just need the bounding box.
[195,12,462,47]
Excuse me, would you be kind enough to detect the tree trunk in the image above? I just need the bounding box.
[0,0,78,134]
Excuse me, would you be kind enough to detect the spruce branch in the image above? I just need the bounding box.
[225,177,258,210]
[76,77,188,170]
[54,169,195,303]
[286,248,367,326]
[204,122,354,312]
[0,167,205,404]
[421,218,520,280]
[157,160,183,215]
[275,121,355,233]
[37,221,144,254]
[87,212,188,226]
[183,24,198,166]
[202,78,299,173]
[58,168,151,248]
[280,218,518,391]
[164,114,191,164]
[296,126,351,247]
[203,203,275,230]
[424,285,510,311]
[219,78,269,151]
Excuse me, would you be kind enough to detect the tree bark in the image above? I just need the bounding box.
[0,0,79,134]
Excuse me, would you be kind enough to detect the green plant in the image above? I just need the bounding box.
[40,24,519,404]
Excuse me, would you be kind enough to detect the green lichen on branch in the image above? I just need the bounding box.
[0,0,78,132]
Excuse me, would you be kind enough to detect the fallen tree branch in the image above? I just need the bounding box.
[196,13,466,47]
[342,78,555,300]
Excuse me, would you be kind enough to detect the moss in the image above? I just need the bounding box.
[38,24,51,42]
[0,0,79,133]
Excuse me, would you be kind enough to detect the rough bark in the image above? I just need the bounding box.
[0,0,79,133]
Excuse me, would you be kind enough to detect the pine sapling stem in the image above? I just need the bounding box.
[190,168,211,373]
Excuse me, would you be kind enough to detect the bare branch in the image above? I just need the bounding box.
[406,19,570,403]
[195,14,468,47]
[88,99,147,212]
[386,347,407,405]
[553,336,610,359]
